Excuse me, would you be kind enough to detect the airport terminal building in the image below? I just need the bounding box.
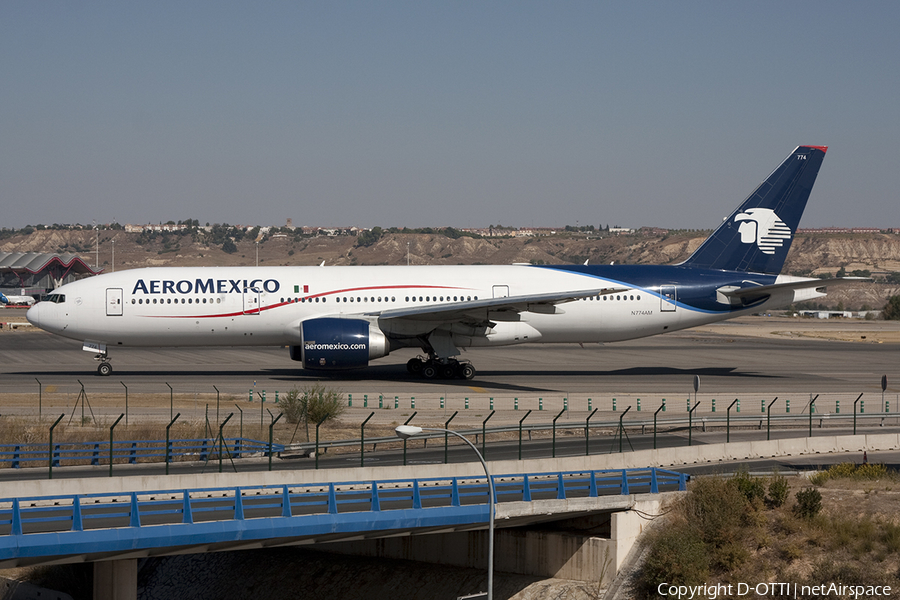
[0,252,101,302]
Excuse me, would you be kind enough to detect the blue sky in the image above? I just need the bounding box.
[2,2,898,230]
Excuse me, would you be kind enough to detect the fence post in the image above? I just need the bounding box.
[727,399,738,443]
[120,382,128,428]
[402,412,417,466]
[552,409,565,458]
[766,397,778,441]
[48,414,64,480]
[444,411,458,464]
[585,408,599,455]
[518,410,532,460]
[218,413,234,473]
[234,404,243,458]
[109,413,124,477]
[689,402,700,446]
[269,410,284,471]
[166,413,180,475]
[654,402,666,449]
[360,412,375,467]
[36,378,42,422]
[482,411,495,459]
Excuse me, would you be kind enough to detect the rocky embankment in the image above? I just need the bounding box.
[3,230,899,309]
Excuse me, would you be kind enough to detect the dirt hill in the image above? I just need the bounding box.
[3,229,899,309]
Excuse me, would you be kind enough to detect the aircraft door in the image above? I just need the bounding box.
[243,286,260,315]
[492,285,509,298]
[660,285,677,312]
[106,288,123,316]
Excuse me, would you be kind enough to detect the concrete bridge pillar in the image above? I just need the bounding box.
[93,559,137,600]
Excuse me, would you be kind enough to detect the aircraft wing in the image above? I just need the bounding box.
[360,286,630,323]
[719,277,871,301]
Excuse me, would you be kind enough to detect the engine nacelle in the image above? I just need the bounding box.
[289,318,389,370]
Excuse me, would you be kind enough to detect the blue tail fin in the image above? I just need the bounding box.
[681,145,827,274]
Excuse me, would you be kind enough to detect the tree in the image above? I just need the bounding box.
[356,227,383,248]
[882,295,900,320]
[281,385,345,441]
[222,239,238,254]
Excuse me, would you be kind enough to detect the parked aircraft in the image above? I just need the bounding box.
[28,146,849,378]
[0,292,35,307]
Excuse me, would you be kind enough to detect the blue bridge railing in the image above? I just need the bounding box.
[0,468,687,565]
[0,438,282,468]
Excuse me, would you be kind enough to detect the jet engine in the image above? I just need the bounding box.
[289,317,389,370]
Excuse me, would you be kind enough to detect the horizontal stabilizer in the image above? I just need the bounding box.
[719,277,870,301]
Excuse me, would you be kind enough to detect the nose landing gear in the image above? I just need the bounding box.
[93,353,112,376]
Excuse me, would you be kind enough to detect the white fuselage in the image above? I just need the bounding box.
[26,264,815,352]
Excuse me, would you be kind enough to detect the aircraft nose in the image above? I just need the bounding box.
[26,303,41,328]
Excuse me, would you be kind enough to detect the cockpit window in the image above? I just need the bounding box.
[45,294,66,304]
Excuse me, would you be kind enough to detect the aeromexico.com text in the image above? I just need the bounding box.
[131,279,281,295]
[305,343,367,351]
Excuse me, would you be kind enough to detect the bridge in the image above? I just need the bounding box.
[1,463,685,599]
[5,429,900,599]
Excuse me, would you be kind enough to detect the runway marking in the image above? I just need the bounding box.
[469,386,487,393]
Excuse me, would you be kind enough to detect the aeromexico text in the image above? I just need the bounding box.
[131,279,281,295]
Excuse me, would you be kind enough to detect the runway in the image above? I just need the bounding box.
[1,316,897,424]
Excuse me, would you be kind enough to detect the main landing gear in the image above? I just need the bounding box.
[406,356,476,380]
[94,354,113,376]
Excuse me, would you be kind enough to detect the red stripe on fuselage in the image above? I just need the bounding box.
[142,283,472,319]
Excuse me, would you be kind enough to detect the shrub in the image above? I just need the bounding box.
[793,488,822,519]
[883,295,900,320]
[810,462,893,485]
[280,388,305,424]
[733,468,766,504]
[767,471,790,507]
[640,520,709,592]
[684,476,748,548]
[280,384,345,441]
[304,384,345,424]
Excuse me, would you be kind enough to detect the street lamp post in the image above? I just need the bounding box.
[396,425,494,600]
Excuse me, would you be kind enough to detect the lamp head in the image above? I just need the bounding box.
[395,425,423,440]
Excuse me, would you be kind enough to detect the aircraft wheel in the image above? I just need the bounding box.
[440,364,457,379]
[97,362,112,376]
[422,364,438,379]
[459,363,476,380]
[407,358,424,374]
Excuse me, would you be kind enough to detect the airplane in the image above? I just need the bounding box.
[27,145,854,379]
[0,292,35,307]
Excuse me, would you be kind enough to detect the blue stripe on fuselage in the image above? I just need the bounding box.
[534,264,778,314]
